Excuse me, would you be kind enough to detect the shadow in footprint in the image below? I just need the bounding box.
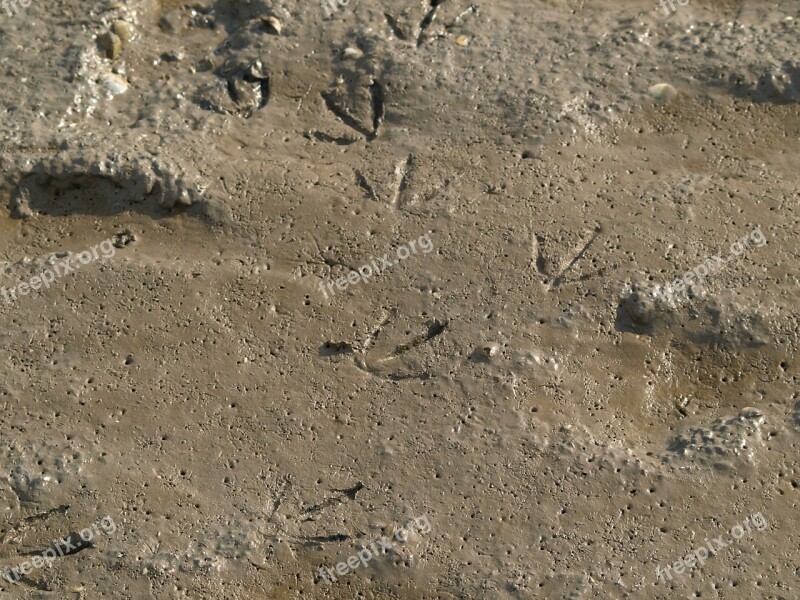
[11,173,171,219]
[319,341,354,357]
[728,63,800,104]
[7,169,222,224]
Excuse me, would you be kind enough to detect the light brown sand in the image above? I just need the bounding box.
[0,0,798,598]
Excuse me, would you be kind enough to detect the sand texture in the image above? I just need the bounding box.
[0,0,798,598]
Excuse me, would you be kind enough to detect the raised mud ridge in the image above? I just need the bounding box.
[2,135,217,220]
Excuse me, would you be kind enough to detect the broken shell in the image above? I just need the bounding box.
[648,83,678,103]
[97,32,122,60]
[342,47,363,60]
[244,59,269,82]
[261,15,282,35]
[738,407,764,419]
[455,35,470,46]
[100,73,128,95]
[112,20,133,43]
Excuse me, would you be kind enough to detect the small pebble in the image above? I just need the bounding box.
[112,20,133,43]
[623,291,655,326]
[342,47,363,60]
[261,15,282,35]
[648,83,678,103]
[455,35,470,47]
[97,32,122,60]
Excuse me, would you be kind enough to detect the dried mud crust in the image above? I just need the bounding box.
[665,407,769,467]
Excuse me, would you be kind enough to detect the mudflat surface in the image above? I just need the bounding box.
[0,0,798,598]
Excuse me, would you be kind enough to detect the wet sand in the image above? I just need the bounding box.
[0,0,798,598]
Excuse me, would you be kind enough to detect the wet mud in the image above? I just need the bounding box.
[0,0,798,598]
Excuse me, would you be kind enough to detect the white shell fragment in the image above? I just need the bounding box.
[261,16,282,35]
[100,73,129,95]
[342,47,363,60]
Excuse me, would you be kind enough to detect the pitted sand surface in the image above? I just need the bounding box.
[0,0,798,598]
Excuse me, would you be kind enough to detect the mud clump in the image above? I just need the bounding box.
[665,408,767,468]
